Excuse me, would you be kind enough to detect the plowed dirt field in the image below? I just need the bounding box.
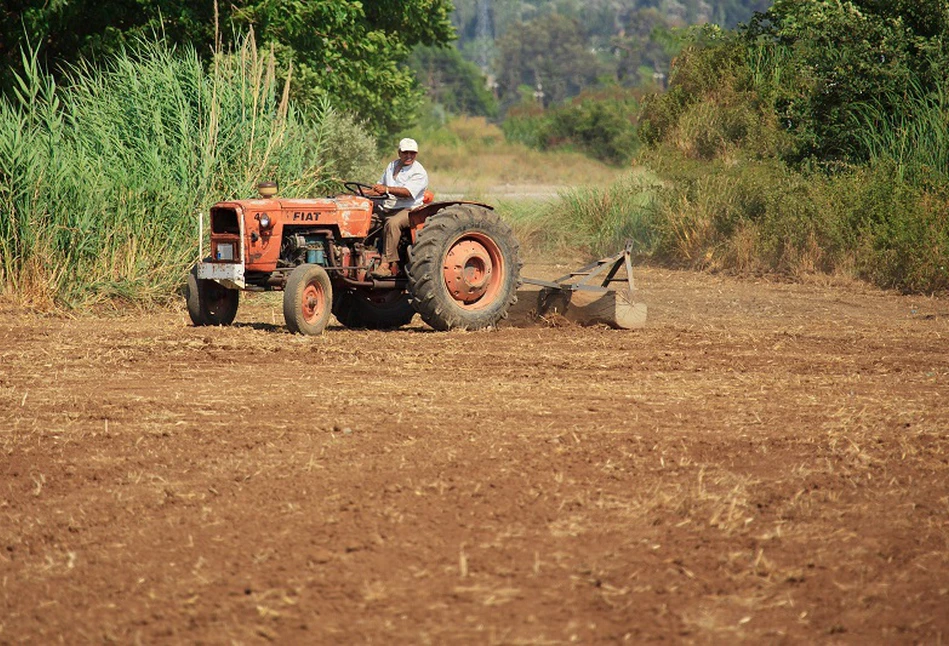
[2,263,948,644]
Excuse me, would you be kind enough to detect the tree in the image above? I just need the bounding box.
[612,9,681,86]
[408,45,498,118]
[229,0,454,135]
[1,0,215,91]
[495,13,603,108]
[0,0,455,136]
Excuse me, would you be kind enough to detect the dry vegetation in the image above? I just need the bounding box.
[411,117,627,200]
[1,264,948,642]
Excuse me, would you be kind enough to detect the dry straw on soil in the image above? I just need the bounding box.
[1,266,947,642]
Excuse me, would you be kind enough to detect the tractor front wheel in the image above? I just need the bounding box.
[407,204,521,331]
[283,264,333,335]
[186,265,239,326]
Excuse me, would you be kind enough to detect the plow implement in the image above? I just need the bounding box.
[522,242,647,329]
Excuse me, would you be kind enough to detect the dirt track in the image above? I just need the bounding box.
[2,263,948,644]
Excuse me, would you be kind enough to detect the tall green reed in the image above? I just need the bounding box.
[501,170,663,259]
[746,38,793,100]
[0,36,374,308]
[557,171,663,258]
[851,75,949,188]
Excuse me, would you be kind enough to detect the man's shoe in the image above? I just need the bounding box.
[371,263,396,278]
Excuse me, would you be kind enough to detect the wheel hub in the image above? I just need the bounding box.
[444,239,494,304]
[302,284,324,322]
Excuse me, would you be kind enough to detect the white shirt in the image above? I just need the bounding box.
[379,159,428,211]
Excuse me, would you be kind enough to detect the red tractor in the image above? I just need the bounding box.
[185,182,522,334]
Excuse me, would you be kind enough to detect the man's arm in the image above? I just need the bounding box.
[372,184,412,198]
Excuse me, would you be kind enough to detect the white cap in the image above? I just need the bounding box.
[399,137,419,153]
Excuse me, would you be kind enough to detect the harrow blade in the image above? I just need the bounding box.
[523,242,647,329]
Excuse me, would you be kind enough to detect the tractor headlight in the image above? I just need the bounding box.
[259,214,272,230]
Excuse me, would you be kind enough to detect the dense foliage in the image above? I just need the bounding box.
[642,1,949,168]
[746,0,949,165]
[630,1,949,293]
[231,0,454,135]
[0,0,455,136]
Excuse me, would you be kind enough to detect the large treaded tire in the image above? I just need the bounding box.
[333,290,416,330]
[283,264,333,335]
[186,265,239,326]
[407,204,522,331]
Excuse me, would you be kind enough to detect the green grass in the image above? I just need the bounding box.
[852,77,949,190]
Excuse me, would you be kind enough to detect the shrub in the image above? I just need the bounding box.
[520,171,664,258]
[644,155,828,273]
[503,87,641,166]
[501,96,549,149]
[639,26,750,148]
[836,163,949,293]
[617,149,949,293]
[541,95,639,165]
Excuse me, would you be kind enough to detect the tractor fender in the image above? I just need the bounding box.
[408,200,494,237]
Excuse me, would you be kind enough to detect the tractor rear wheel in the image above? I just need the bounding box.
[284,264,333,335]
[407,204,521,331]
[333,289,416,329]
[186,265,239,326]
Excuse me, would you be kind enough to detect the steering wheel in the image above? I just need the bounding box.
[343,181,386,198]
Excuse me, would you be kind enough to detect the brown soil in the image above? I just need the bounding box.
[2,263,948,644]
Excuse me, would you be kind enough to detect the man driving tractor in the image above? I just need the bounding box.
[370,137,429,278]
[188,134,526,335]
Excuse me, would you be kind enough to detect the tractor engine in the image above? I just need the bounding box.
[279,230,382,283]
[280,231,330,267]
